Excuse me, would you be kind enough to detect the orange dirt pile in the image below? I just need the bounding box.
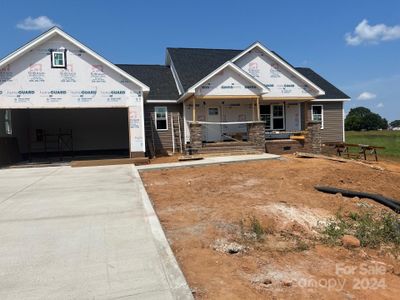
[140,155,400,299]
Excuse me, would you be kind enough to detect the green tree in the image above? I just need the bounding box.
[345,107,388,131]
[390,120,400,127]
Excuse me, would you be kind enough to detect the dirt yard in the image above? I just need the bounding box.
[140,155,400,299]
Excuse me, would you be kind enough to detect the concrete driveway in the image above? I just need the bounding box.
[0,165,192,299]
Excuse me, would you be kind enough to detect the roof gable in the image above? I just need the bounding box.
[192,62,268,97]
[0,27,149,92]
[235,47,319,98]
[231,42,325,96]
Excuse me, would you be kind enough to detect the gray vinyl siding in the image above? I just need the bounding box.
[144,103,183,154]
[308,101,344,142]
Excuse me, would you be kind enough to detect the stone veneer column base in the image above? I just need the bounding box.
[304,121,322,154]
[189,123,203,149]
[247,122,266,149]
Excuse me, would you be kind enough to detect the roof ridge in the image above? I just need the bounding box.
[167,47,242,52]
[116,64,169,67]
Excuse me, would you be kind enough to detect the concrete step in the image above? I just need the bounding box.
[198,147,264,154]
[199,150,265,157]
[203,141,253,148]
[199,146,263,153]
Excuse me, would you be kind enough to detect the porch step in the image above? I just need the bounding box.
[198,145,264,155]
[199,150,265,157]
[203,141,253,148]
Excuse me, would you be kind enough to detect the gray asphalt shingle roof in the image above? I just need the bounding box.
[167,47,350,100]
[167,47,242,91]
[117,64,179,100]
[295,67,350,99]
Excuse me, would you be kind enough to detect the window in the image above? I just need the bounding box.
[260,105,271,130]
[155,107,168,130]
[208,107,219,116]
[260,104,285,130]
[51,50,66,68]
[5,109,12,135]
[272,104,285,130]
[311,105,323,129]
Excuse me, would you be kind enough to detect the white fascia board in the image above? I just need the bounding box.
[165,49,184,95]
[0,27,57,66]
[177,92,193,103]
[187,61,268,94]
[231,41,325,96]
[0,27,150,92]
[311,98,351,102]
[169,60,184,95]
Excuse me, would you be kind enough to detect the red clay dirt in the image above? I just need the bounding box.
[140,155,400,299]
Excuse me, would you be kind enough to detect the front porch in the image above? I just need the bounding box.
[184,96,311,149]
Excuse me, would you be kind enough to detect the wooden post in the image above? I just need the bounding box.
[192,96,196,122]
[256,96,261,121]
[304,102,308,129]
[252,99,255,120]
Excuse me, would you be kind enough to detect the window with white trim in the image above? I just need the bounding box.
[260,104,285,130]
[311,105,323,129]
[51,50,66,68]
[5,109,12,135]
[155,107,168,130]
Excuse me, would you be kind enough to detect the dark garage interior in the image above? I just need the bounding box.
[0,108,130,166]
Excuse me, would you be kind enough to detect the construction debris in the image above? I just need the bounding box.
[212,239,247,254]
[178,156,204,162]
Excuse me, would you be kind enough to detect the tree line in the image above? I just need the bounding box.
[345,107,393,131]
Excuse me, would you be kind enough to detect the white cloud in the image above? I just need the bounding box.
[17,16,60,31]
[345,19,400,46]
[377,102,384,108]
[357,92,376,100]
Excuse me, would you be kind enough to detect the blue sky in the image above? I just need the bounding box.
[1,0,399,121]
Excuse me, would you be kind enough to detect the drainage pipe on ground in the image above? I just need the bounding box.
[315,186,400,213]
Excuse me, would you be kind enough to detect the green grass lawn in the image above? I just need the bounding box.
[345,130,400,160]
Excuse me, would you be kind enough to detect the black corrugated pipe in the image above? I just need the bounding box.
[314,186,400,214]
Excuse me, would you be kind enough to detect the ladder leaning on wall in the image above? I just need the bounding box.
[170,112,183,154]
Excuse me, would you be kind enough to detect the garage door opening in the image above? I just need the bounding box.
[2,108,130,165]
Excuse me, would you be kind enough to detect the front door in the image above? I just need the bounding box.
[206,106,222,142]
[285,103,300,131]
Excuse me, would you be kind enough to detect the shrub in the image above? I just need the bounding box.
[321,209,400,249]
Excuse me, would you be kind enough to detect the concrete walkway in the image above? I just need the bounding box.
[137,153,280,171]
[0,165,192,299]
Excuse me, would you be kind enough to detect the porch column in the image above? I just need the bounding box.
[304,121,322,154]
[256,96,261,121]
[192,96,196,123]
[247,121,265,150]
[189,123,202,149]
[304,101,311,128]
